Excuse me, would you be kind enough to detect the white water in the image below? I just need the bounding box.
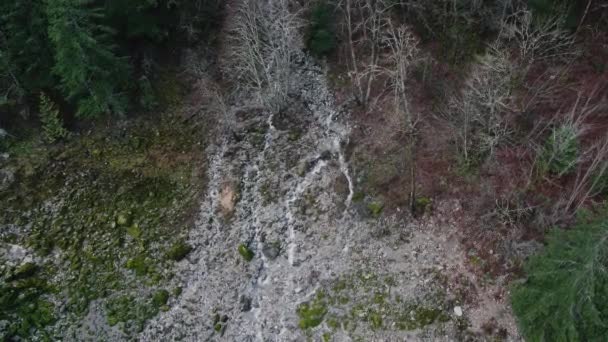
[141,0,358,339]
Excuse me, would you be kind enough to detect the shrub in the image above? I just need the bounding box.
[367,201,384,218]
[541,124,579,176]
[511,209,608,341]
[39,93,68,143]
[307,1,336,57]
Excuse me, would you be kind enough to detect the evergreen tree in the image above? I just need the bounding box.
[0,0,54,97]
[511,210,608,341]
[1,0,222,120]
[39,93,69,142]
[45,0,130,118]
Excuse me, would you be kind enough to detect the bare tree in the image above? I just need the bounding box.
[501,10,579,68]
[382,22,422,212]
[443,43,515,164]
[339,0,390,109]
[224,0,303,113]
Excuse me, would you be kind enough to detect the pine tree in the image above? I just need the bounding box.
[45,0,130,118]
[511,210,608,341]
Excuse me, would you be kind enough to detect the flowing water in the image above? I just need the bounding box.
[141,1,519,341]
[142,38,361,338]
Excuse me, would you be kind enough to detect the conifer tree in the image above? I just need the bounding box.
[45,0,130,118]
[511,210,608,341]
[0,0,54,96]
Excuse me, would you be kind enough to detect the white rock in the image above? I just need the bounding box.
[454,306,463,317]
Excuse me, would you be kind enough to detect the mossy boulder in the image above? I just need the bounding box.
[152,289,169,307]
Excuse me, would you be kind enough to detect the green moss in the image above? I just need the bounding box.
[238,244,254,262]
[326,316,340,329]
[10,262,38,280]
[367,202,383,218]
[106,295,159,331]
[333,279,347,292]
[126,223,142,239]
[318,270,454,335]
[369,311,383,330]
[373,292,386,305]
[322,332,332,342]
[288,130,302,142]
[0,276,56,340]
[351,191,365,203]
[126,256,149,276]
[414,197,432,217]
[397,306,450,330]
[297,291,328,329]
[338,296,349,305]
[152,289,169,307]
[384,276,396,287]
[214,323,222,332]
[0,115,208,338]
[116,212,132,226]
[166,240,193,261]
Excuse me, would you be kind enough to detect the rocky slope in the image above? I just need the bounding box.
[141,2,520,340]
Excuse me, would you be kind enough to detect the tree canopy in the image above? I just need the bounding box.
[0,0,221,119]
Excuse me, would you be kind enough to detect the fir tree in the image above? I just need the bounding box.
[45,0,130,118]
[0,0,54,95]
[39,92,69,142]
[511,210,608,341]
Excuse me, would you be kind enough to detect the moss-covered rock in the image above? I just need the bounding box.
[238,244,254,262]
[300,270,453,336]
[166,240,193,261]
[297,291,328,329]
[0,275,56,340]
[0,114,208,339]
[152,289,170,307]
[126,256,149,276]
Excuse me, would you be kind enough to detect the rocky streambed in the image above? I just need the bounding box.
[141,32,519,342]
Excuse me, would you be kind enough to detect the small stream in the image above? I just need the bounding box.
[141,1,356,337]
